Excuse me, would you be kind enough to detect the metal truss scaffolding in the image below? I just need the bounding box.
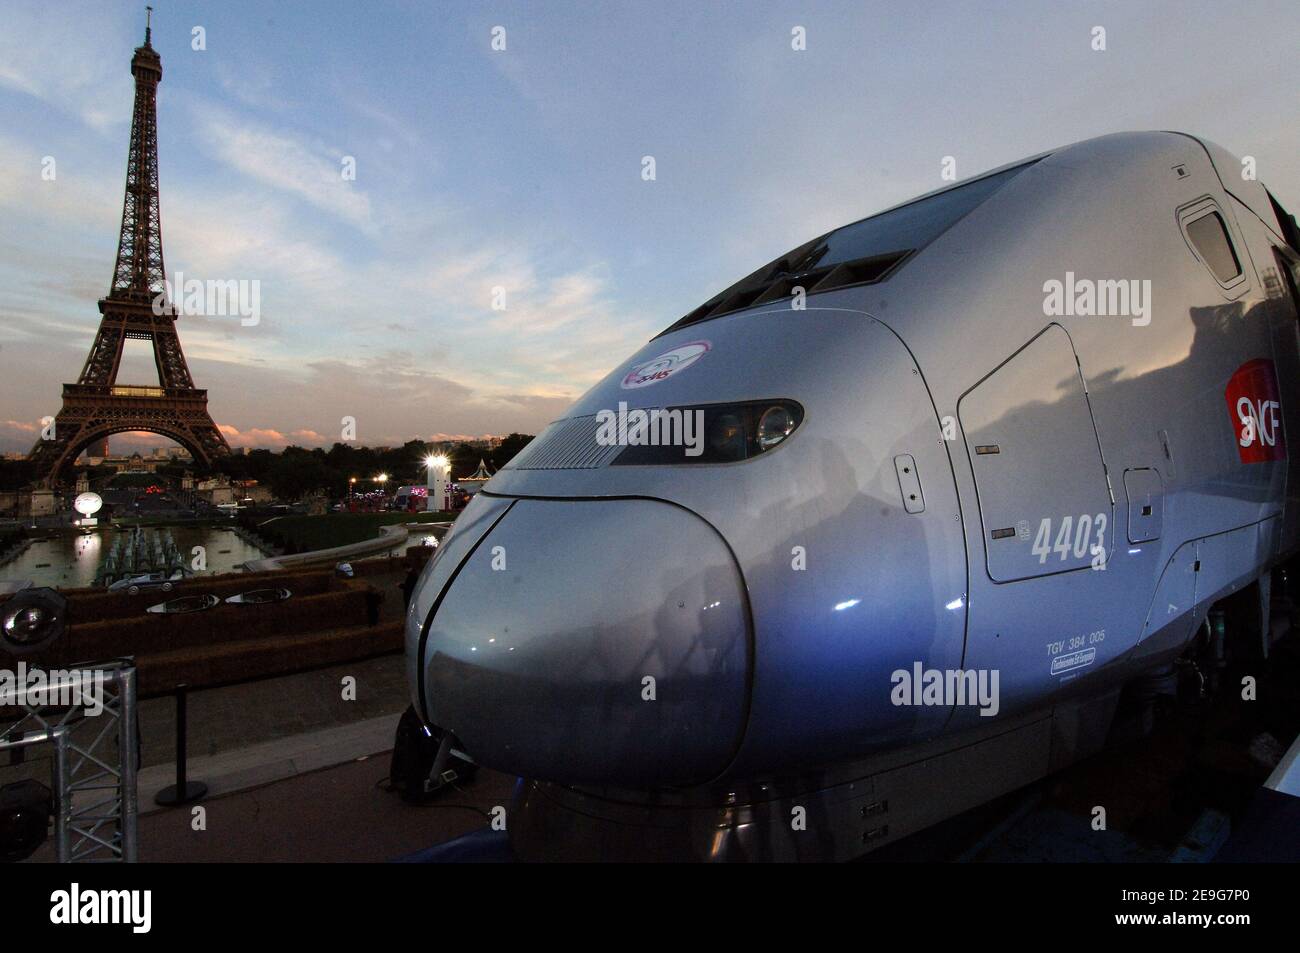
[1,660,138,862]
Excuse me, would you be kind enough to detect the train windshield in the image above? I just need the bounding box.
[798,160,1039,272]
[665,157,1041,333]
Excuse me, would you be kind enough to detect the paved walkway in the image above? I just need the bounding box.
[137,712,401,807]
[138,652,409,768]
[139,752,516,862]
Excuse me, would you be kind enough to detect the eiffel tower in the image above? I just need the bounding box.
[28,9,229,486]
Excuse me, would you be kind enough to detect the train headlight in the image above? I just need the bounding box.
[757,405,796,450]
[613,400,803,465]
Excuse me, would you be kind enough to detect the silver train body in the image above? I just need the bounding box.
[407,132,1300,860]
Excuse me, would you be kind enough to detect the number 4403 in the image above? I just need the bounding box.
[1032,513,1107,567]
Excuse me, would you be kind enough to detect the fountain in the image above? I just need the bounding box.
[94,527,192,587]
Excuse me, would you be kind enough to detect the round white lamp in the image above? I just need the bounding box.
[73,492,103,524]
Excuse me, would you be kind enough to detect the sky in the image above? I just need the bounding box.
[0,0,1297,454]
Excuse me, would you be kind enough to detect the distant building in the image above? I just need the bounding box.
[87,446,193,473]
[100,451,157,474]
[195,473,235,505]
[125,452,154,473]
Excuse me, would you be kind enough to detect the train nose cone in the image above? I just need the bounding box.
[409,497,751,788]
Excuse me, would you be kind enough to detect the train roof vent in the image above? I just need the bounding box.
[809,250,912,293]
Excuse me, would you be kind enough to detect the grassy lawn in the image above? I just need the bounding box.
[257,511,454,552]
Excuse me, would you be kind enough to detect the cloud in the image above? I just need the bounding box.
[190,103,373,230]
[0,4,129,131]
[427,433,504,443]
[217,425,293,449]
[104,431,182,451]
[213,60,294,114]
[2,418,38,434]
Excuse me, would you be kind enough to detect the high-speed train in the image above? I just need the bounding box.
[406,131,1300,860]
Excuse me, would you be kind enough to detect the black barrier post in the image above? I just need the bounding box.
[154,683,208,807]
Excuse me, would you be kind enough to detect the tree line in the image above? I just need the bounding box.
[0,435,534,499]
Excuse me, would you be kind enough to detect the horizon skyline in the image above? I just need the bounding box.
[3,1,1298,456]
[36,426,524,458]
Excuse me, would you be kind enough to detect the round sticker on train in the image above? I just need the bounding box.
[621,340,711,389]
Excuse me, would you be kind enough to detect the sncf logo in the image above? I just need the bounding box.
[1225,359,1285,463]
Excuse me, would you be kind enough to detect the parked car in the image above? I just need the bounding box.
[108,569,188,595]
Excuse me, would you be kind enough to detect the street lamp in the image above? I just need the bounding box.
[424,455,449,513]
